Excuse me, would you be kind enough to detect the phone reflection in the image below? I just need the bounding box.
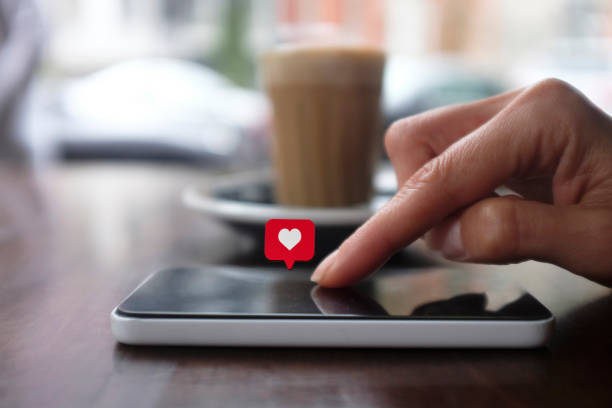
[310,286,389,316]
[310,285,547,318]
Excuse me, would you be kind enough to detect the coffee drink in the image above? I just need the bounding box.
[261,45,385,207]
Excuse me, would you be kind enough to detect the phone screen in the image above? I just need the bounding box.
[117,267,551,320]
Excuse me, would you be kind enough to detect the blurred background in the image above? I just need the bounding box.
[2,0,612,168]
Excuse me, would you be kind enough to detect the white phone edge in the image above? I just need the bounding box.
[110,308,555,348]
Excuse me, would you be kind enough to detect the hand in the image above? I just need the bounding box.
[311,79,612,287]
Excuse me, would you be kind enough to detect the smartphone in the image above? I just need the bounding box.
[111,266,554,348]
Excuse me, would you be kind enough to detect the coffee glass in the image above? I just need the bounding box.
[260,45,385,207]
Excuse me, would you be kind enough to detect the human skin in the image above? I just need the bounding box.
[311,79,612,288]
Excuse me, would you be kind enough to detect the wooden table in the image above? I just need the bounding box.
[1,163,611,407]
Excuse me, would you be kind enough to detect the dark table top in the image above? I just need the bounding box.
[1,162,611,408]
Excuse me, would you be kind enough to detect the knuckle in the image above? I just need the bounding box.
[410,156,445,187]
[384,116,430,159]
[523,78,579,106]
[400,155,456,206]
[466,198,520,260]
[515,78,586,165]
[384,118,415,157]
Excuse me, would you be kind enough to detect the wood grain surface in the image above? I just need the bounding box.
[1,163,611,408]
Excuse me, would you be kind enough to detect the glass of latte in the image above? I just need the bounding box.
[260,45,385,207]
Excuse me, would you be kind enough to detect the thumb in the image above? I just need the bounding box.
[428,197,612,281]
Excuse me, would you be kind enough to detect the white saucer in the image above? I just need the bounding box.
[182,170,392,228]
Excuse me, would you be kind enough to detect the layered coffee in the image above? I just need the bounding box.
[261,45,385,207]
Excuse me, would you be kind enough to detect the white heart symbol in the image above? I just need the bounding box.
[278,228,301,250]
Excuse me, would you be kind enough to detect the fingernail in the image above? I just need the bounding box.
[311,250,338,283]
[440,219,465,260]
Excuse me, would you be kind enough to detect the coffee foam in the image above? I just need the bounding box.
[260,45,385,86]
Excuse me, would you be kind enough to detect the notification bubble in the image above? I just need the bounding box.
[265,219,315,269]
